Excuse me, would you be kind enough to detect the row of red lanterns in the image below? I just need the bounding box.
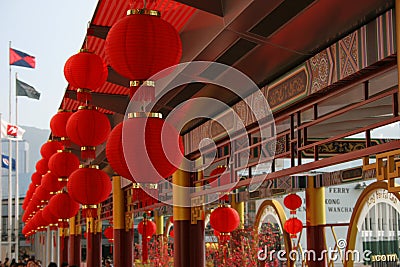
[283,193,303,241]
[22,1,186,237]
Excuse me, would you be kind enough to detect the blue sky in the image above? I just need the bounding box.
[0,0,98,129]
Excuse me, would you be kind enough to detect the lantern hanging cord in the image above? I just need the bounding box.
[85,21,91,51]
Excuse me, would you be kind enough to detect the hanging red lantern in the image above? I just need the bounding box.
[36,158,49,175]
[64,50,108,102]
[41,172,64,194]
[284,193,302,213]
[50,109,73,145]
[283,218,303,238]
[42,206,59,230]
[106,8,182,81]
[40,140,64,160]
[105,8,182,100]
[48,192,79,227]
[31,172,42,186]
[34,185,52,204]
[106,122,134,181]
[210,205,240,234]
[122,113,184,183]
[67,165,112,218]
[138,220,156,239]
[66,106,111,159]
[48,150,80,182]
[209,165,230,188]
[104,226,114,242]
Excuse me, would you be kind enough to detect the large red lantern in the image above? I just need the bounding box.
[66,106,111,159]
[106,9,182,82]
[64,50,108,101]
[106,122,134,181]
[283,218,303,237]
[284,193,302,213]
[138,220,156,239]
[31,172,42,186]
[104,226,114,242]
[50,109,73,144]
[67,165,112,218]
[36,158,49,175]
[42,206,59,230]
[48,192,79,227]
[40,140,64,160]
[210,205,240,234]
[122,114,184,183]
[48,150,80,182]
[41,172,64,194]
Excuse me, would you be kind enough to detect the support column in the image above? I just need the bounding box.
[231,194,244,229]
[93,215,103,267]
[113,176,133,267]
[306,177,326,267]
[68,214,81,266]
[59,227,69,265]
[189,170,205,267]
[155,210,164,260]
[173,168,191,267]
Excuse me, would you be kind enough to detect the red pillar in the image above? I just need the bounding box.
[86,216,102,267]
[59,228,69,265]
[173,168,191,267]
[68,215,81,266]
[112,176,133,267]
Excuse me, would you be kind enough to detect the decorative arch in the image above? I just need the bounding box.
[254,199,293,265]
[345,181,400,267]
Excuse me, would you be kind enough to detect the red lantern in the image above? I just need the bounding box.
[106,122,134,181]
[104,226,114,242]
[34,185,52,203]
[40,140,64,160]
[31,172,42,186]
[48,150,80,182]
[50,110,73,144]
[42,206,58,230]
[64,50,108,101]
[41,172,64,194]
[106,9,182,82]
[284,193,302,213]
[169,229,174,238]
[138,220,156,239]
[209,165,230,188]
[48,192,80,225]
[122,114,184,183]
[210,205,240,234]
[66,106,111,159]
[36,158,49,175]
[283,218,303,237]
[67,165,112,218]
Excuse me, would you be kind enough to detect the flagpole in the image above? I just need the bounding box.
[8,40,13,260]
[0,112,3,262]
[14,72,19,261]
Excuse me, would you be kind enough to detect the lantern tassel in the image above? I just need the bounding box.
[81,146,96,160]
[82,207,98,219]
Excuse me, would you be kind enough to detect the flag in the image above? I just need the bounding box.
[16,78,40,100]
[1,154,16,171]
[0,120,25,140]
[9,47,36,68]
